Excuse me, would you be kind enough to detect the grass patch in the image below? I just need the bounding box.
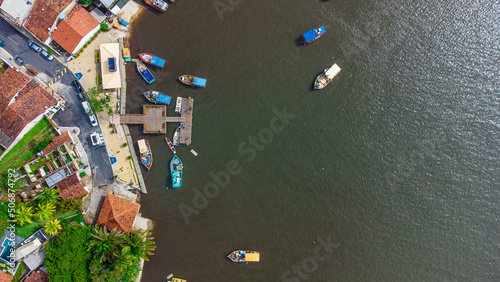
[16,210,79,238]
[0,118,52,173]
[12,262,25,282]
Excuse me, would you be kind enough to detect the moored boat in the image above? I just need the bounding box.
[314,63,341,90]
[137,62,155,84]
[143,0,168,12]
[143,90,171,104]
[178,75,207,88]
[165,137,176,154]
[172,127,180,146]
[170,155,183,188]
[227,250,260,263]
[175,97,182,113]
[138,139,153,170]
[139,52,166,68]
[301,26,326,44]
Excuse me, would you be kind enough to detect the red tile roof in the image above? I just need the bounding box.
[0,107,28,139]
[56,174,88,200]
[0,68,30,112]
[10,85,57,121]
[51,6,99,54]
[43,131,72,154]
[24,0,73,42]
[96,194,140,234]
[25,269,49,282]
[0,270,13,282]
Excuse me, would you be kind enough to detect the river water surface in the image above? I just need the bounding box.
[126,0,500,281]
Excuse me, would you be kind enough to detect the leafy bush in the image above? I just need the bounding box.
[37,140,49,152]
[80,0,93,5]
[80,172,86,177]
[47,48,54,55]
[100,23,109,31]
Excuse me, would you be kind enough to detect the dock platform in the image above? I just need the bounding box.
[178,98,194,145]
[112,105,185,134]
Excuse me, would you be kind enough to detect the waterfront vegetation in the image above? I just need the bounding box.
[0,117,55,176]
[12,262,25,282]
[45,225,156,282]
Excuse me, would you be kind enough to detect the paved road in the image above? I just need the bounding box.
[0,19,113,187]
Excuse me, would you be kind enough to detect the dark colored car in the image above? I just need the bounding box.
[28,42,42,52]
[72,80,85,100]
[14,55,24,65]
[40,50,54,61]
[0,40,5,47]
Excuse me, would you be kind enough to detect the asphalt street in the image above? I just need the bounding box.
[0,18,113,187]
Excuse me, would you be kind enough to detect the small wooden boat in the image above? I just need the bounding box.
[139,52,165,68]
[143,0,168,12]
[175,97,182,113]
[170,155,183,188]
[172,127,180,146]
[301,26,326,44]
[314,63,341,90]
[178,75,207,88]
[165,137,176,154]
[143,90,171,104]
[117,18,129,27]
[137,139,153,170]
[227,250,260,263]
[190,149,198,156]
[137,62,155,84]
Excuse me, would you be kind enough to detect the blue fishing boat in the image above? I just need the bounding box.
[143,90,171,104]
[300,26,326,44]
[117,18,129,27]
[170,155,182,188]
[139,52,165,68]
[179,75,207,88]
[137,61,155,84]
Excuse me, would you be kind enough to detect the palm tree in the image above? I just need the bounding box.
[89,226,125,263]
[44,219,62,235]
[124,229,156,261]
[111,246,135,273]
[37,187,61,205]
[35,203,56,220]
[15,206,34,226]
[59,198,81,212]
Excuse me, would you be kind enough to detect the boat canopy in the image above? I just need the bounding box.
[138,139,148,153]
[303,26,325,42]
[325,64,341,79]
[193,77,207,87]
[150,56,166,68]
[157,94,171,104]
[246,253,260,262]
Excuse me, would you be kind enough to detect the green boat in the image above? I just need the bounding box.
[170,155,182,188]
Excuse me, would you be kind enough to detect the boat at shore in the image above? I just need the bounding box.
[170,155,183,188]
[314,63,341,90]
[178,75,207,88]
[143,90,171,104]
[165,137,176,154]
[172,127,180,146]
[301,26,326,44]
[139,52,166,68]
[137,62,155,84]
[138,139,153,170]
[143,0,168,12]
[227,250,260,263]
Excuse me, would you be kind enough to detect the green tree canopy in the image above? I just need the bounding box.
[15,206,34,226]
[37,187,61,205]
[35,203,56,220]
[44,219,62,235]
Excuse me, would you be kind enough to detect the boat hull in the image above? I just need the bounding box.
[143,91,171,104]
[178,75,207,88]
[227,250,260,263]
[138,139,153,170]
[165,137,176,154]
[301,26,326,44]
[139,52,165,68]
[137,62,155,84]
[314,63,341,90]
[170,155,182,188]
[143,0,168,12]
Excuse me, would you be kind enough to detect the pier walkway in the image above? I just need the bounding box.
[111,105,185,134]
[178,98,194,145]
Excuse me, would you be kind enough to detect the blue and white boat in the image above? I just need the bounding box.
[143,90,171,104]
[137,61,155,84]
[170,155,182,188]
[300,26,326,44]
[139,52,166,68]
[179,75,207,88]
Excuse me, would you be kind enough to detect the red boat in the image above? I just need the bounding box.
[165,137,176,154]
[144,0,168,12]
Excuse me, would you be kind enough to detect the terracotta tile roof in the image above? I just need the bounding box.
[24,1,59,42]
[51,6,99,54]
[43,131,72,154]
[10,85,57,121]
[56,174,88,200]
[96,194,140,234]
[0,67,30,112]
[0,270,14,282]
[0,107,28,139]
[25,269,49,282]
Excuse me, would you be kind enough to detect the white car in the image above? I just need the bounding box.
[90,132,104,146]
[89,115,98,127]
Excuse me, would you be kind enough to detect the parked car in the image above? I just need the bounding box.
[72,80,85,100]
[0,40,5,47]
[14,55,24,65]
[28,42,42,52]
[90,132,104,146]
[89,115,98,127]
[40,50,54,61]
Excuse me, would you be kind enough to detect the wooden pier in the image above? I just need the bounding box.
[178,98,193,145]
[112,105,185,134]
